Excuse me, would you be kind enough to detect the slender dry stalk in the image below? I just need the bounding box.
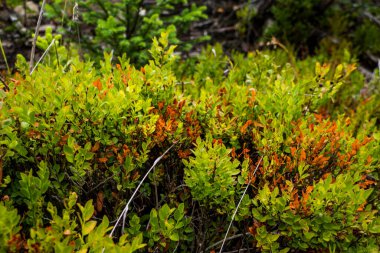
[108,142,177,239]
[30,38,56,75]
[219,157,262,253]
[30,0,47,72]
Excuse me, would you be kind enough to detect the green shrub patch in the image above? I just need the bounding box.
[0,33,379,252]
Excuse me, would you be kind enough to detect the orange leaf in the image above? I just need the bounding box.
[165,119,173,132]
[240,120,252,134]
[314,113,323,123]
[91,142,100,152]
[98,157,108,163]
[289,192,300,210]
[96,192,104,213]
[158,101,165,110]
[178,99,186,110]
[122,144,130,156]
[300,149,306,161]
[366,156,373,165]
[106,76,114,89]
[248,226,256,235]
[59,134,69,146]
[93,79,102,91]
[166,105,177,119]
[327,122,337,133]
[178,149,191,159]
[159,116,166,126]
[231,147,237,158]
[131,171,140,181]
[290,147,296,157]
[306,185,314,194]
[322,173,331,179]
[357,201,367,212]
[253,121,264,128]
[361,136,373,146]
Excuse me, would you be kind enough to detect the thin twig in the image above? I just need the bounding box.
[204,233,252,253]
[219,157,262,253]
[108,142,177,239]
[220,248,255,253]
[87,175,114,195]
[363,11,380,28]
[172,242,180,253]
[357,66,375,81]
[30,38,56,75]
[0,74,9,91]
[30,0,47,72]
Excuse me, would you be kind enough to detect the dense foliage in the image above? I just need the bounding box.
[1,32,380,252]
[44,0,208,65]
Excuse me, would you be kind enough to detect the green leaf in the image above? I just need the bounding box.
[150,209,159,229]
[279,248,290,253]
[131,233,146,251]
[175,221,184,229]
[64,146,74,163]
[169,232,179,241]
[174,203,184,221]
[369,218,380,234]
[81,200,94,222]
[159,204,171,220]
[68,136,75,148]
[304,231,316,241]
[252,208,268,222]
[82,220,97,236]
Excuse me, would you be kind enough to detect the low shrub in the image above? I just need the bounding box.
[0,33,379,252]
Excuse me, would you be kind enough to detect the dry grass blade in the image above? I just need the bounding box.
[29,0,47,72]
[30,39,56,75]
[108,141,177,239]
[218,156,262,253]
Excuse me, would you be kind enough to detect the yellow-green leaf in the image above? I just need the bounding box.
[82,220,97,236]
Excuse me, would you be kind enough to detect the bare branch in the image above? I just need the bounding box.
[363,11,380,28]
